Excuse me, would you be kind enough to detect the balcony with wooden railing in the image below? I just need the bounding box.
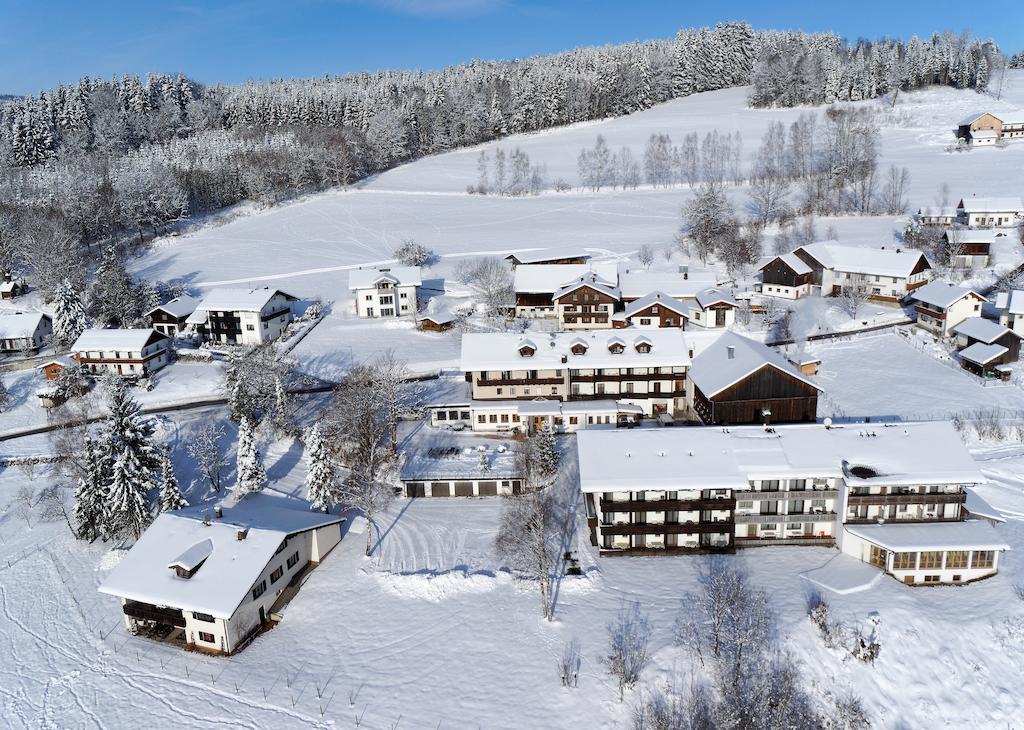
[123,600,186,626]
[600,497,736,512]
[600,520,734,536]
[734,511,836,524]
[477,375,564,387]
[847,492,965,506]
[743,489,838,501]
[914,305,946,320]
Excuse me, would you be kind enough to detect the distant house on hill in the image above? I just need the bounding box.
[504,248,591,268]
[146,295,199,337]
[910,281,986,338]
[957,197,1024,228]
[0,312,52,353]
[956,112,1024,145]
[916,206,959,227]
[187,287,298,345]
[0,278,28,300]
[348,266,421,319]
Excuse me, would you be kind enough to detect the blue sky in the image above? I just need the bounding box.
[1,0,1021,94]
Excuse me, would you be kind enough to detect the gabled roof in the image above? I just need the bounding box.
[505,248,591,265]
[98,497,342,619]
[0,311,50,339]
[688,331,820,399]
[145,295,199,319]
[761,253,812,276]
[514,263,618,295]
[35,355,77,370]
[917,206,958,218]
[953,317,1014,343]
[348,266,422,290]
[553,272,620,301]
[995,290,1024,315]
[959,342,1009,366]
[618,269,720,300]
[194,287,298,313]
[695,287,738,310]
[958,197,1024,214]
[959,112,1001,126]
[795,241,929,279]
[911,281,987,309]
[619,291,690,319]
[71,328,168,352]
[946,229,1000,245]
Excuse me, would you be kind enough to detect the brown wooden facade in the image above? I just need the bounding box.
[506,254,589,268]
[612,302,687,329]
[760,257,813,289]
[692,364,819,424]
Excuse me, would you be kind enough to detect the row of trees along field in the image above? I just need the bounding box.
[0,25,1004,302]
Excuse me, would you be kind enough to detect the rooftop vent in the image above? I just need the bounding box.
[214,505,223,519]
[236,528,248,541]
[727,345,736,360]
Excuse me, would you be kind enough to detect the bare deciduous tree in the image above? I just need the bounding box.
[837,283,870,319]
[187,422,227,492]
[607,600,651,701]
[494,486,557,619]
[636,244,654,269]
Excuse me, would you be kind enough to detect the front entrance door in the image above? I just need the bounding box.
[716,308,726,327]
[259,606,266,624]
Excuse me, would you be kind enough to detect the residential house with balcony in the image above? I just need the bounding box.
[995,290,1024,336]
[513,263,618,319]
[685,331,821,425]
[146,295,199,337]
[577,422,1007,584]
[611,292,690,329]
[71,328,172,377]
[0,311,52,353]
[910,281,986,337]
[98,498,342,655]
[957,197,1024,228]
[553,272,621,330]
[186,287,298,345]
[758,253,814,299]
[792,241,932,302]
[348,266,421,318]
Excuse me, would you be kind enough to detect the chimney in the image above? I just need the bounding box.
[727,345,735,360]
[214,505,223,519]
[236,528,248,541]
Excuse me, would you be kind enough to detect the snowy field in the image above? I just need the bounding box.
[2,74,1024,728]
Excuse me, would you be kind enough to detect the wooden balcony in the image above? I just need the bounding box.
[572,373,681,383]
[736,536,835,547]
[601,498,736,512]
[476,376,563,387]
[123,600,186,626]
[569,389,687,400]
[600,521,734,536]
[734,511,835,524]
[599,544,735,557]
[844,516,962,525]
[847,492,965,506]
[743,489,838,500]
[914,305,946,320]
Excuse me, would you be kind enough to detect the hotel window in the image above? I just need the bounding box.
[945,551,969,569]
[892,552,917,570]
[198,631,216,643]
[270,566,284,584]
[919,551,943,570]
[252,580,267,600]
[971,550,994,569]
[759,524,777,531]
[488,414,498,423]
[477,415,486,424]
[500,414,509,423]
[737,501,753,509]
[192,612,215,623]
[287,551,300,569]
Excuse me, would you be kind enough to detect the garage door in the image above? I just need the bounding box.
[430,482,451,497]
[454,481,475,497]
[477,481,498,496]
[405,482,425,498]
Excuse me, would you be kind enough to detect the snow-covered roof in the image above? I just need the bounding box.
[695,287,738,310]
[0,279,24,293]
[959,112,999,126]
[98,498,342,619]
[948,229,1000,244]
[505,248,591,265]
[917,206,958,218]
[953,317,1013,343]
[145,295,199,318]
[619,291,690,319]
[71,328,167,353]
[193,287,298,313]
[762,253,812,276]
[400,442,520,481]
[618,269,719,300]
[35,355,76,370]
[577,421,984,493]
[348,266,422,290]
[460,329,701,371]
[420,311,454,324]
[995,290,1024,315]
[843,521,1009,552]
[958,197,1024,214]
[0,311,50,339]
[795,241,928,279]
[687,331,820,399]
[513,263,617,294]
[965,490,1005,523]
[553,272,620,301]
[958,342,1008,366]
[911,281,986,309]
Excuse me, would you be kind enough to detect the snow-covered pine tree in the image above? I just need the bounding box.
[102,378,160,539]
[106,450,152,539]
[158,445,188,512]
[534,425,560,485]
[73,435,107,541]
[304,423,335,512]
[0,376,10,412]
[236,416,267,493]
[53,278,89,347]
[272,375,292,435]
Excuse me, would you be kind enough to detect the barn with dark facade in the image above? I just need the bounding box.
[686,332,821,424]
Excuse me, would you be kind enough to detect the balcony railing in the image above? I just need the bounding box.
[743,489,838,500]
[736,536,835,547]
[600,521,734,536]
[844,515,962,525]
[847,492,965,506]
[914,305,946,320]
[477,376,563,387]
[734,511,836,524]
[123,601,186,626]
[601,498,736,512]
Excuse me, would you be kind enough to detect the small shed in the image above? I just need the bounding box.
[35,355,77,381]
[0,279,27,299]
[959,342,1012,379]
[400,442,523,498]
[419,312,455,332]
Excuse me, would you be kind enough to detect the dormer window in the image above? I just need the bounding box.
[519,345,535,357]
[571,343,588,355]
[168,539,213,580]
[609,344,625,354]
[634,337,653,354]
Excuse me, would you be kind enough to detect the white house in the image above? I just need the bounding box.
[186,287,298,345]
[146,295,199,336]
[576,422,1007,584]
[98,499,343,655]
[956,112,1024,145]
[552,272,621,330]
[71,328,172,377]
[910,281,987,337]
[687,288,738,329]
[995,290,1024,335]
[348,266,422,318]
[916,206,959,227]
[0,312,52,353]
[611,292,691,329]
[793,241,932,302]
[758,253,814,299]
[957,197,1024,228]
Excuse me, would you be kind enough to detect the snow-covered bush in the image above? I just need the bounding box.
[393,239,436,267]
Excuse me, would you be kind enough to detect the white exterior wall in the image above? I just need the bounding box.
[689,307,736,329]
[354,284,418,318]
[760,282,811,300]
[75,340,171,377]
[918,296,984,337]
[966,211,1021,228]
[838,532,1000,585]
[515,304,557,319]
[999,311,1024,336]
